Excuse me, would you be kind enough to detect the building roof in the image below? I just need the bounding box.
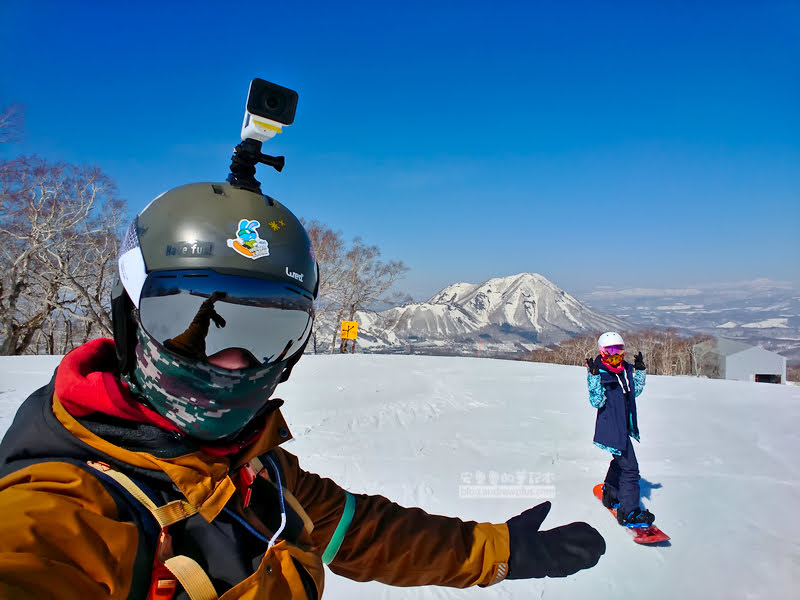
[695,337,759,357]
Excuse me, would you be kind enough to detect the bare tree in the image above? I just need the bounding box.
[690,338,720,378]
[328,237,408,354]
[303,219,347,353]
[302,220,409,354]
[529,332,600,366]
[0,156,126,355]
[0,103,24,145]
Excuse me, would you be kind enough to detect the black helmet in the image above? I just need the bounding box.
[111,181,318,440]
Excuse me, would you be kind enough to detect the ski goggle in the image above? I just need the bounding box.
[600,345,625,356]
[137,270,314,367]
[600,345,625,366]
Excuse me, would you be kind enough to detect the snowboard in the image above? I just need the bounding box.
[592,483,670,544]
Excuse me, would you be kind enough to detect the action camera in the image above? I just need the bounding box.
[228,78,299,192]
[240,78,299,143]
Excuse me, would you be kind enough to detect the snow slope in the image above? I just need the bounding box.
[1,353,799,599]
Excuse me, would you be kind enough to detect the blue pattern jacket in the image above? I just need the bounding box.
[587,357,645,455]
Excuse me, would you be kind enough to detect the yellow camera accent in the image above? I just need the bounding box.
[252,119,282,133]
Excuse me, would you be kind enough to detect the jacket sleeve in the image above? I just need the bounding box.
[588,373,605,408]
[633,370,646,397]
[274,447,510,588]
[0,461,139,600]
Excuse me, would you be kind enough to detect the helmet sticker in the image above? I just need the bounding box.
[267,219,285,232]
[227,219,270,260]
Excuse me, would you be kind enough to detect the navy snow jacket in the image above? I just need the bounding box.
[587,358,645,455]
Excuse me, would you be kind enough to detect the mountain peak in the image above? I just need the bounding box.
[429,272,558,304]
[354,272,628,356]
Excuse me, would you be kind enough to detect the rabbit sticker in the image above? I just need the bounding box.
[227,219,270,259]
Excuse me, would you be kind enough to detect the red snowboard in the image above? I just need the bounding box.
[592,483,670,544]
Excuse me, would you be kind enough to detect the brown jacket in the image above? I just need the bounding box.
[0,342,510,599]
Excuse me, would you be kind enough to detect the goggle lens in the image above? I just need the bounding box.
[138,270,314,366]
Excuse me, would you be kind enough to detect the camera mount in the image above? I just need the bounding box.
[227,139,285,193]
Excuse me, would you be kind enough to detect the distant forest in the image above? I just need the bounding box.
[527,329,715,377]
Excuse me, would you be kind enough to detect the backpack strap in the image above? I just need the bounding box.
[88,461,197,528]
[86,461,218,600]
[162,556,218,600]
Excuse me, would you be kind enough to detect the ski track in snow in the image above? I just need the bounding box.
[1,353,799,599]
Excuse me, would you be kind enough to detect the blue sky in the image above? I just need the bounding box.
[2,1,798,301]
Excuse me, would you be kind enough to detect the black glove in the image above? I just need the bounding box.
[633,352,646,371]
[506,501,606,579]
[586,357,599,375]
[209,310,226,328]
[205,291,227,328]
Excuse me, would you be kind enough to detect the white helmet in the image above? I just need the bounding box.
[598,331,625,354]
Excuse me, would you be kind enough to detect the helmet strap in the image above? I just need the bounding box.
[111,288,137,376]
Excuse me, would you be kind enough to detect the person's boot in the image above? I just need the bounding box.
[617,507,655,528]
[601,485,619,509]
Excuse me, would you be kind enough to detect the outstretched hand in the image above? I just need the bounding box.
[633,352,646,371]
[506,501,606,579]
[203,292,227,328]
[586,357,599,375]
[209,311,226,328]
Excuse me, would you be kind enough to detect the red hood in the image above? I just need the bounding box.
[55,338,181,432]
[55,338,256,456]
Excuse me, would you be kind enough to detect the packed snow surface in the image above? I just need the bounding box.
[1,353,799,599]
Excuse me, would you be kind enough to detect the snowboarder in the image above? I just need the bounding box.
[586,332,655,527]
[0,181,605,598]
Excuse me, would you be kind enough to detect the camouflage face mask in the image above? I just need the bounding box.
[126,322,287,441]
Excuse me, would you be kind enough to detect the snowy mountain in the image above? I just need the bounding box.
[351,273,628,356]
[2,353,798,599]
[580,279,800,362]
